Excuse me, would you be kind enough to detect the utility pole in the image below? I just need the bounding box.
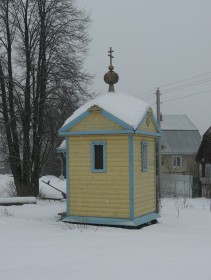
[156,88,161,212]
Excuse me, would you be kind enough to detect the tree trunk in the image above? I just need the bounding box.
[0,0,92,197]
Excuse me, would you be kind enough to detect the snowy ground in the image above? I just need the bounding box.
[0,175,211,280]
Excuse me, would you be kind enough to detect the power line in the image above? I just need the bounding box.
[161,89,210,103]
[134,88,156,99]
[162,77,211,94]
[136,70,211,98]
[141,93,155,101]
[159,70,211,88]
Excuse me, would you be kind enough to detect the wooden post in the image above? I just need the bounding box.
[156,88,162,212]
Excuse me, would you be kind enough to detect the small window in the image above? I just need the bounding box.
[91,141,106,172]
[142,141,148,172]
[172,156,182,168]
[205,164,211,178]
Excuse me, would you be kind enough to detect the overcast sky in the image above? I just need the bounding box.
[77,0,211,134]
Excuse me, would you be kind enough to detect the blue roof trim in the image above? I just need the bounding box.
[137,111,148,129]
[59,107,134,134]
[59,111,90,133]
[59,129,134,136]
[101,109,133,130]
[62,212,160,227]
[151,113,161,133]
[136,131,161,137]
[59,130,160,137]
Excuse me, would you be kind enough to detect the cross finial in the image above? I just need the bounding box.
[108,47,114,66]
[104,46,119,92]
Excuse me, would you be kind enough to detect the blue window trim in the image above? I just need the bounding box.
[91,141,106,173]
[142,141,148,172]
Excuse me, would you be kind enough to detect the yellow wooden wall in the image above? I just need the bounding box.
[68,135,130,218]
[69,112,123,131]
[135,114,157,216]
[133,136,156,217]
[138,114,157,132]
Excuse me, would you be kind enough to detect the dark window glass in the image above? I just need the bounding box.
[94,145,103,169]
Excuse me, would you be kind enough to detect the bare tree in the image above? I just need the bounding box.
[0,0,92,196]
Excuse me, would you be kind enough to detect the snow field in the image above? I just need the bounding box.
[0,175,211,280]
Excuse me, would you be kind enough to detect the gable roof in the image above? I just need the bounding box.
[161,130,201,155]
[161,115,201,155]
[61,92,149,131]
[161,115,198,131]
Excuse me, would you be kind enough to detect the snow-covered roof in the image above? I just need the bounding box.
[161,115,198,131]
[61,92,149,130]
[57,140,66,151]
[161,115,201,154]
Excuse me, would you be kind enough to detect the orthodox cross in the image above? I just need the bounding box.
[108,47,114,66]
[104,46,119,92]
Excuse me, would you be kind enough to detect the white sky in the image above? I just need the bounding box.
[77,0,211,134]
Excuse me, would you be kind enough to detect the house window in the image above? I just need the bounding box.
[142,141,148,172]
[172,156,182,168]
[91,141,106,172]
[205,164,211,178]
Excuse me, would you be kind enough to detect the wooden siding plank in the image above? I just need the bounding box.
[69,112,123,131]
[133,135,156,218]
[68,135,130,218]
[138,115,158,132]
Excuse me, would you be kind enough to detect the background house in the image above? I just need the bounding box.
[160,115,201,197]
[196,126,211,197]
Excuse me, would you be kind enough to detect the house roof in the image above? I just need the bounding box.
[61,92,149,130]
[161,130,201,155]
[161,115,198,131]
[161,115,201,155]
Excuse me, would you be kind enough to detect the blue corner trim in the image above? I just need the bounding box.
[129,135,134,220]
[101,109,133,130]
[59,111,90,133]
[90,141,106,173]
[62,212,160,227]
[66,138,70,216]
[154,138,158,210]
